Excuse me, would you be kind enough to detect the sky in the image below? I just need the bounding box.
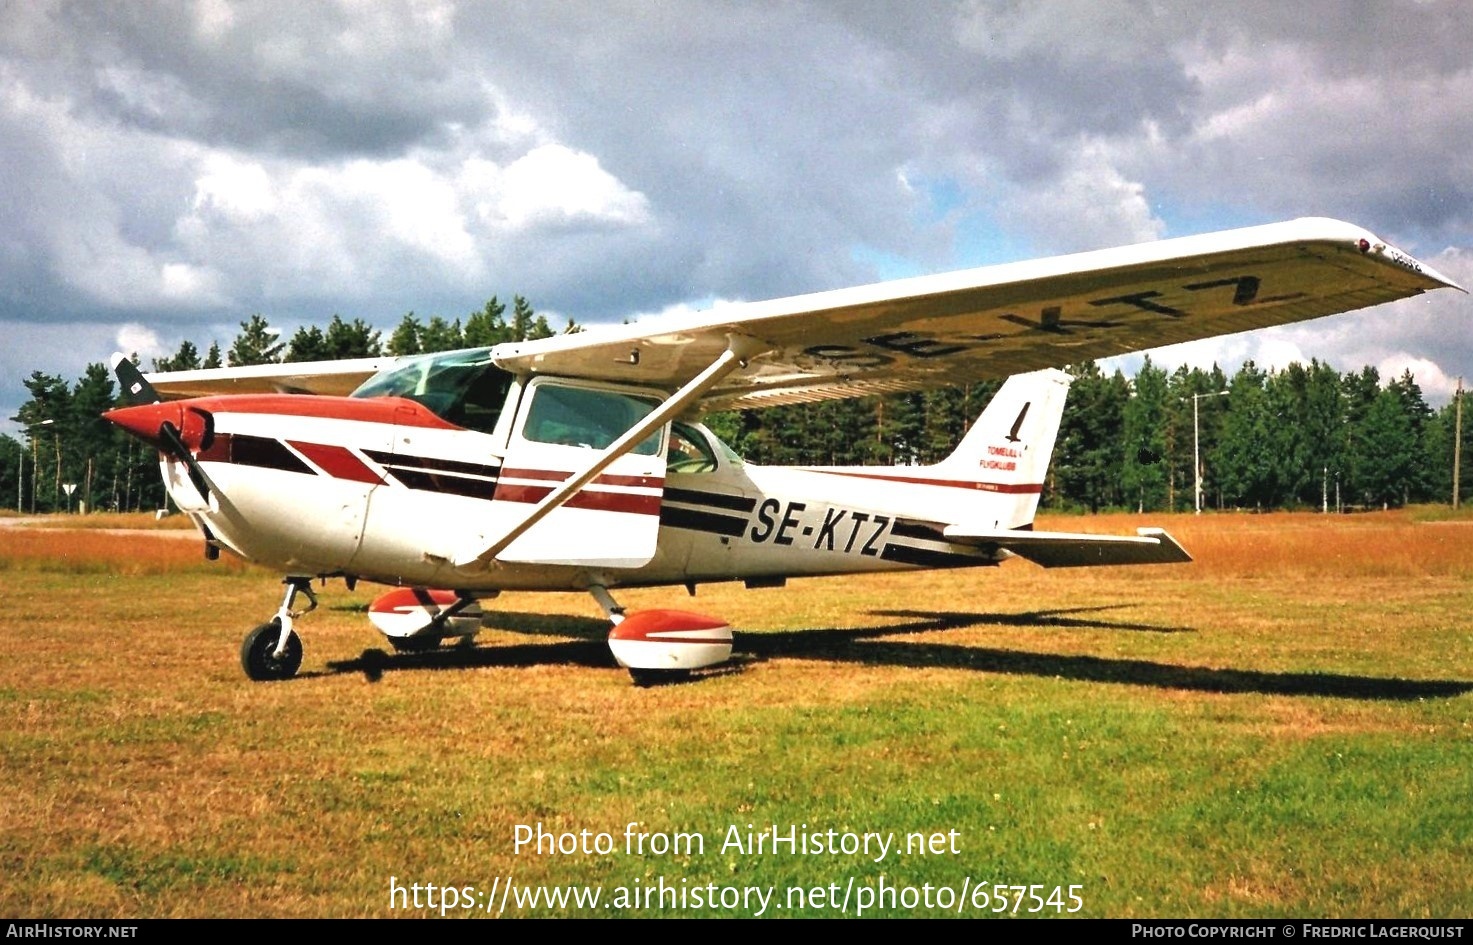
[2,0,1470,437]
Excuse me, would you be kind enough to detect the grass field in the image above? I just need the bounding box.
[1,510,1469,918]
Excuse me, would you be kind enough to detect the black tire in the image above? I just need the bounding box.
[387,635,443,653]
[628,668,691,688]
[241,620,303,681]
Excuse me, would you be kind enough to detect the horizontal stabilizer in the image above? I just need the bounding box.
[942,525,1192,568]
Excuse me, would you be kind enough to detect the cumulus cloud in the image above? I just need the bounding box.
[490,145,651,229]
[994,145,1166,253]
[0,0,1469,433]
[115,323,167,361]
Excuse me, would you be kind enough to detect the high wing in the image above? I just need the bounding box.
[488,217,1461,410]
[144,356,395,400]
[139,218,1460,409]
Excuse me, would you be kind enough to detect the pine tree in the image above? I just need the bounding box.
[153,340,202,373]
[69,363,119,513]
[1121,358,1169,511]
[16,372,72,512]
[419,316,464,353]
[1357,387,1419,508]
[387,313,423,356]
[1386,369,1434,502]
[1342,366,1382,505]
[511,295,536,341]
[1301,360,1347,509]
[323,315,383,358]
[464,297,508,347]
[1265,363,1313,506]
[1214,362,1277,508]
[284,325,329,362]
[227,315,284,366]
[1424,391,1472,507]
[1052,362,1128,512]
[0,435,21,513]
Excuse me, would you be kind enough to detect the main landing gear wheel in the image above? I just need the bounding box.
[388,634,443,653]
[591,584,732,687]
[628,668,692,688]
[241,620,303,681]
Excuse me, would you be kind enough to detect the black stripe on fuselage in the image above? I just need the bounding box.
[360,448,500,499]
[663,487,757,512]
[231,435,315,476]
[361,449,501,480]
[386,466,499,500]
[659,504,748,537]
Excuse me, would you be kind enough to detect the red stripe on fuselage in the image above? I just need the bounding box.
[808,469,1044,494]
[287,441,386,485]
[498,467,663,490]
[493,483,661,515]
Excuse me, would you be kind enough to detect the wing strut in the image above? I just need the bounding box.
[449,334,768,569]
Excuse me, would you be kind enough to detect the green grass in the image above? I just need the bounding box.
[0,513,1470,917]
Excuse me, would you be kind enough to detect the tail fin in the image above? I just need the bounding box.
[931,368,1072,529]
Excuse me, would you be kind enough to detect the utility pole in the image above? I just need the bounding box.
[1193,390,1229,515]
[1455,377,1463,510]
[52,427,61,510]
[32,418,54,514]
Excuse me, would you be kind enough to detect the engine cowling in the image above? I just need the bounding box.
[368,588,483,642]
[607,609,733,672]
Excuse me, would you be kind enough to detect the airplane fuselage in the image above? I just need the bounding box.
[152,391,1004,594]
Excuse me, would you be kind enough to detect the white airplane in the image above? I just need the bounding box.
[104,218,1460,684]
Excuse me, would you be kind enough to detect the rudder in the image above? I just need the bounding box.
[933,368,1072,529]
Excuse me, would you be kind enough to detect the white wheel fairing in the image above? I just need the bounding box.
[368,588,483,640]
[608,610,733,671]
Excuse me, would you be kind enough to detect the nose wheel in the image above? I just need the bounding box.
[240,577,315,681]
[241,620,303,680]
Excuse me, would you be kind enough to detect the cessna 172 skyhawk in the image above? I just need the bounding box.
[104,218,1461,684]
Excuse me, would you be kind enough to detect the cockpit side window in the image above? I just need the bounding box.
[449,367,513,434]
[668,422,719,473]
[351,348,512,435]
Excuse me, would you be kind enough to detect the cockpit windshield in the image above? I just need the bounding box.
[351,348,513,435]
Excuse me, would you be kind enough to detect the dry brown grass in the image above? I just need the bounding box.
[1035,509,1473,579]
[0,527,252,575]
[0,508,1469,918]
[23,512,199,530]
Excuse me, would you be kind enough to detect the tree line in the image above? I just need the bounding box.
[715,358,1467,513]
[4,298,1467,515]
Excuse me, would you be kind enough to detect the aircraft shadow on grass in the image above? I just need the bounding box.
[320,606,1473,701]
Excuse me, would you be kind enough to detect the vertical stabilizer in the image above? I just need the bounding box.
[932,368,1072,529]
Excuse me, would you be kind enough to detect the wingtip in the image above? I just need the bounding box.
[1347,229,1466,293]
[1412,258,1466,294]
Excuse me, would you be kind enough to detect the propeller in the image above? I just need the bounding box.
[158,419,217,502]
[105,354,217,502]
[111,352,162,406]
